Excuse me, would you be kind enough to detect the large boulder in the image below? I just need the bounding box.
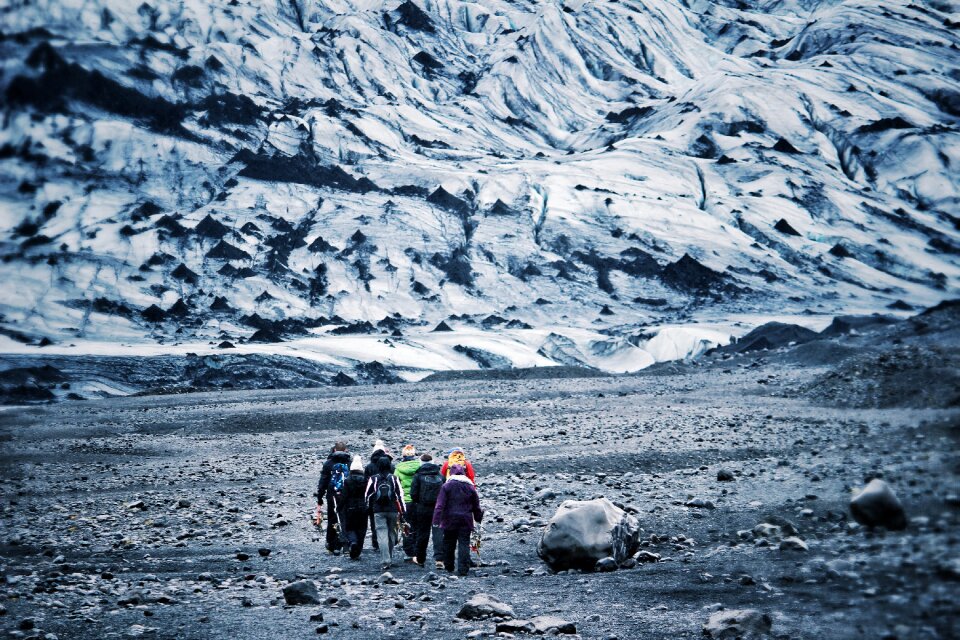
[850,479,908,530]
[537,497,640,571]
[457,593,515,620]
[282,580,320,605]
[703,609,773,638]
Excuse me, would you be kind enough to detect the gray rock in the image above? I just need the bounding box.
[496,619,536,634]
[457,593,515,620]
[685,497,715,509]
[595,557,618,572]
[717,469,735,482]
[635,551,661,563]
[752,523,783,540]
[537,498,640,571]
[530,615,576,634]
[850,479,907,530]
[282,580,320,605]
[497,616,577,635]
[703,609,773,638]
[779,537,808,552]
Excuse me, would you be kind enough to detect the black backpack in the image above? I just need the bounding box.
[374,474,395,507]
[419,472,443,505]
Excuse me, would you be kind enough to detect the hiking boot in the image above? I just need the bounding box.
[411,558,422,566]
[380,563,391,572]
[435,560,444,570]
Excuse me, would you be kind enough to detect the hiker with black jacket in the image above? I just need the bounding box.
[364,455,406,571]
[316,441,352,555]
[363,439,393,551]
[338,455,369,560]
[409,453,445,567]
[433,463,483,576]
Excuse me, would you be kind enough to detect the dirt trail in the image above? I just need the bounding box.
[0,360,958,639]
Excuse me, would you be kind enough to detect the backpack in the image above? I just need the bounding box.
[330,463,349,496]
[374,474,395,507]
[419,472,443,505]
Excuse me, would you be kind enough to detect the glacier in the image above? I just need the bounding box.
[0,0,958,388]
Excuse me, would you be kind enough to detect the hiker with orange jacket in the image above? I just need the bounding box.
[440,447,475,482]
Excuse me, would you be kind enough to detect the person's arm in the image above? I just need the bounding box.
[440,460,449,478]
[317,461,331,504]
[432,485,447,527]
[472,488,483,524]
[364,476,375,509]
[410,473,421,504]
[465,461,476,483]
[394,477,407,518]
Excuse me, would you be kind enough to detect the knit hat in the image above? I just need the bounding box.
[372,439,386,455]
[449,464,466,477]
[401,444,416,458]
[350,455,363,472]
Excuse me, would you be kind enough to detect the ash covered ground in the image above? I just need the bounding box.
[0,305,958,640]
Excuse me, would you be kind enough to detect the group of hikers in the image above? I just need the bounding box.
[315,439,483,576]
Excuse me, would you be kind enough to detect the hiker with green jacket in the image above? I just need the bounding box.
[394,444,421,558]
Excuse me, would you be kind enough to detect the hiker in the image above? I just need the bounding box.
[394,444,421,558]
[364,440,393,551]
[409,452,445,568]
[365,455,406,571]
[338,455,369,560]
[440,447,476,482]
[433,463,483,576]
[316,441,352,555]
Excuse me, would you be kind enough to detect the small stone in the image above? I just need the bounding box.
[595,557,618,572]
[635,551,661,563]
[530,615,576,634]
[176,499,191,508]
[850,479,908,530]
[779,537,808,552]
[717,469,735,482]
[19,618,35,631]
[309,613,324,622]
[703,609,772,638]
[236,552,250,561]
[258,548,271,557]
[282,580,321,606]
[685,498,715,509]
[457,593,516,620]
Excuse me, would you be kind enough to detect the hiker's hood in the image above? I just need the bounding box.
[328,451,351,464]
[415,462,442,475]
[395,459,421,477]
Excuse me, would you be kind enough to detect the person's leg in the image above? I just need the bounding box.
[386,512,398,562]
[456,528,472,576]
[369,510,379,550]
[374,513,391,567]
[346,509,364,559]
[432,524,444,566]
[355,509,368,558]
[442,528,457,572]
[402,505,416,557]
[326,496,340,553]
[414,506,430,565]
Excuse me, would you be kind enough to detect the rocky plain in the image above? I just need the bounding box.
[1,303,958,640]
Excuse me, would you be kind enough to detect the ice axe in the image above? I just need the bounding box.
[470,522,483,565]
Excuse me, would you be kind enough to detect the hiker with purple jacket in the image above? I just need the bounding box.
[432,463,483,576]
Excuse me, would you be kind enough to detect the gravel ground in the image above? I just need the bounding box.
[1,344,958,639]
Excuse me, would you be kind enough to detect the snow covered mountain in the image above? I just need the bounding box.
[0,0,958,383]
